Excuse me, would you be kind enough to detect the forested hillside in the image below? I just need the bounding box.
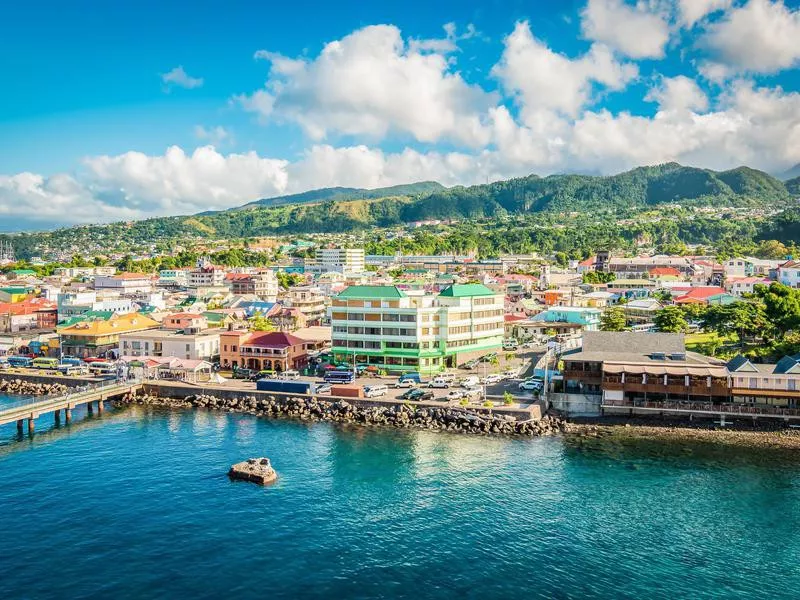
[1,163,793,257]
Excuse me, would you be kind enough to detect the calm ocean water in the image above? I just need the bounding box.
[1,394,799,599]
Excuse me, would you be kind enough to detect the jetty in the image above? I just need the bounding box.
[0,381,141,434]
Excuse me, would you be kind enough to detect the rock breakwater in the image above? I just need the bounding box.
[0,378,68,396]
[117,392,567,437]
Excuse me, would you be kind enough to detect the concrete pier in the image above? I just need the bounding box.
[27,418,34,434]
[65,408,72,424]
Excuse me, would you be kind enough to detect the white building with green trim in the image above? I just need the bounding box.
[329,284,505,375]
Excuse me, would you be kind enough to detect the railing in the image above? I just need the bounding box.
[0,379,139,413]
[602,399,800,418]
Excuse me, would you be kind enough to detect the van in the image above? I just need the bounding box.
[437,372,456,383]
[460,376,480,388]
[0,357,9,370]
[279,370,300,380]
[399,372,421,384]
[363,384,388,398]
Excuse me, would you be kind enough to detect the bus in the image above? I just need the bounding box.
[88,361,116,376]
[7,356,33,368]
[57,364,89,376]
[32,357,60,370]
[323,369,355,384]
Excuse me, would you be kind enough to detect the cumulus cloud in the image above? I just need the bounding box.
[580,0,671,59]
[645,75,709,112]
[194,125,233,146]
[678,0,732,27]
[161,66,204,90]
[238,24,497,147]
[700,0,800,76]
[492,21,638,122]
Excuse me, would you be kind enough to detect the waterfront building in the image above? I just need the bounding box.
[728,355,800,408]
[119,328,220,362]
[59,312,160,358]
[561,331,729,406]
[219,330,310,372]
[329,284,504,375]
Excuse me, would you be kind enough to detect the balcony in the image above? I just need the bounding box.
[240,347,288,357]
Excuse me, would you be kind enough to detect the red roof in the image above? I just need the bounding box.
[246,331,306,348]
[504,314,528,323]
[674,286,726,303]
[225,273,252,281]
[648,267,681,276]
[579,256,596,267]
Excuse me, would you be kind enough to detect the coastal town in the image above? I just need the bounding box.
[2,242,800,426]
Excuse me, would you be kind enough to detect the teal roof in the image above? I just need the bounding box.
[438,284,496,297]
[10,269,36,275]
[0,286,32,294]
[338,285,407,299]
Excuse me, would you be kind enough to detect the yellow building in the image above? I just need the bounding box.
[59,312,160,358]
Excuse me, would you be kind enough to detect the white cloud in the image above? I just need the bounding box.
[700,0,800,76]
[645,75,709,112]
[580,0,671,59]
[492,21,638,122]
[161,66,204,90]
[194,125,233,146]
[678,0,731,27]
[238,24,496,147]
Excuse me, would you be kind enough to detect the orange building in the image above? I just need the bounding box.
[220,330,309,372]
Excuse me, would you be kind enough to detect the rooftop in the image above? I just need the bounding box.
[337,285,407,299]
[438,283,496,297]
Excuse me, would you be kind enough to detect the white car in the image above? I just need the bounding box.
[502,369,518,379]
[395,379,418,389]
[363,385,388,398]
[462,387,484,399]
[279,370,300,380]
[519,379,544,392]
[428,378,451,388]
[482,374,503,385]
[460,376,480,388]
[446,389,466,400]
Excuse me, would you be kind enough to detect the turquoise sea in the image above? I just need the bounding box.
[1,394,799,599]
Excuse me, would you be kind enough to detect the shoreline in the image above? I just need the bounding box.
[116,392,567,437]
[565,421,800,450]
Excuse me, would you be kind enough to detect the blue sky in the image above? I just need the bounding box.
[1,0,800,230]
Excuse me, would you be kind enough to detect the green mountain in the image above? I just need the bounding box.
[2,163,792,257]
[230,181,446,211]
[786,176,800,196]
[778,163,800,181]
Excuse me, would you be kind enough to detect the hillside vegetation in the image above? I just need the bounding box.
[2,163,794,256]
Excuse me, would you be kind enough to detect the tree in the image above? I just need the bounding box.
[601,307,627,331]
[755,239,789,260]
[250,315,275,332]
[583,271,616,284]
[654,305,688,333]
[754,283,800,339]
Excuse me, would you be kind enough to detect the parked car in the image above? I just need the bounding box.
[502,368,519,379]
[502,339,519,351]
[482,373,503,384]
[428,377,451,388]
[461,360,479,370]
[363,384,388,398]
[437,372,457,383]
[519,379,544,392]
[446,389,466,400]
[399,388,434,402]
[395,379,418,389]
[460,375,480,388]
[278,370,300,380]
[462,387,484,399]
[478,353,498,363]
[314,383,332,394]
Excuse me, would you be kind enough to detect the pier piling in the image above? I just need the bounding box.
[65,408,72,424]
[27,418,35,434]
[54,410,61,425]
[16,419,23,434]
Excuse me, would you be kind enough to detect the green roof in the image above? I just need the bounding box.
[202,311,227,322]
[10,269,36,275]
[338,285,407,299]
[0,286,32,294]
[438,284,496,297]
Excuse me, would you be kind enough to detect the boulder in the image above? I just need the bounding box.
[228,457,277,485]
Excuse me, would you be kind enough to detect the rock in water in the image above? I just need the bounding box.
[228,458,277,485]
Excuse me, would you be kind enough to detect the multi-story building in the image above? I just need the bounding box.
[530,306,602,332]
[306,247,366,275]
[227,271,279,301]
[561,331,729,405]
[56,290,134,321]
[93,273,153,295]
[728,355,800,408]
[329,284,504,375]
[285,286,327,325]
[778,260,800,288]
[119,328,220,362]
[219,330,310,372]
[187,258,226,290]
[59,312,160,358]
